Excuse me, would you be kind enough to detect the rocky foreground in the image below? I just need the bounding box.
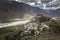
[0,14,60,40]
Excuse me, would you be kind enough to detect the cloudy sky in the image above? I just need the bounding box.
[14,0,60,10]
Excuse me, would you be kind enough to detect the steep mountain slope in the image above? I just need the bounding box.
[0,1,47,23]
[53,9,60,17]
[47,9,60,17]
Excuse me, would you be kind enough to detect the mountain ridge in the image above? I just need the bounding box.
[0,1,47,23]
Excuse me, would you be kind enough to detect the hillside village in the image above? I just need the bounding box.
[0,14,60,40]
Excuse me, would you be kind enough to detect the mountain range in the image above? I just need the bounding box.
[46,8,60,17]
[0,1,47,23]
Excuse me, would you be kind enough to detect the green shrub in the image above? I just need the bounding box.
[49,23,60,34]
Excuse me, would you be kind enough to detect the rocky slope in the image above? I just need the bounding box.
[2,14,59,40]
[0,14,60,40]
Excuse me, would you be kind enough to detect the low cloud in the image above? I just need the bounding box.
[15,0,60,10]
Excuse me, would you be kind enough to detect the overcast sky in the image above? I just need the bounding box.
[14,0,60,10]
